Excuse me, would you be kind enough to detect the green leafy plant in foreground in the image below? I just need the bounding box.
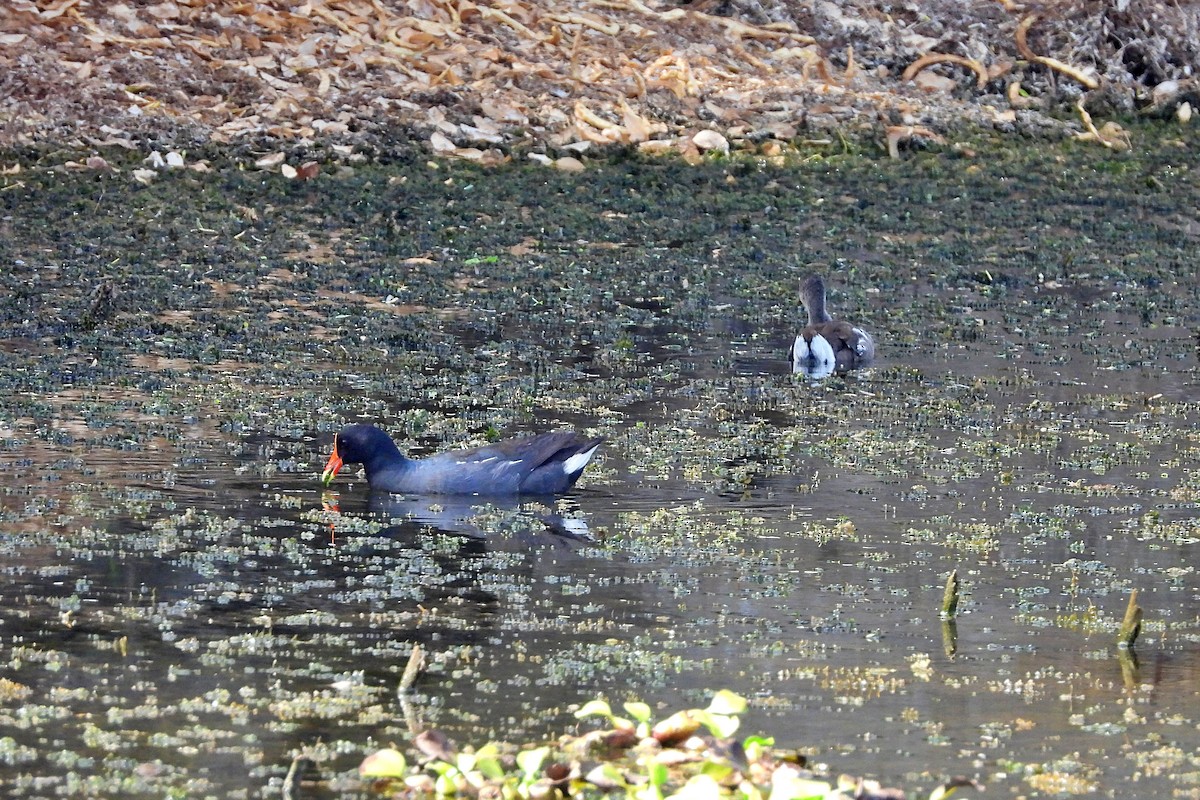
[358,690,980,800]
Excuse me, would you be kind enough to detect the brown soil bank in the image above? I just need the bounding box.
[1,0,1198,158]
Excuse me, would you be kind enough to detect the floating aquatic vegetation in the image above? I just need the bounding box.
[3,128,1200,800]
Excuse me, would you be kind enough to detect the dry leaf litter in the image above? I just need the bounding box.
[1,0,1198,162]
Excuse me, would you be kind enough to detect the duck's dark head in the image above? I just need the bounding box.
[321,424,399,486]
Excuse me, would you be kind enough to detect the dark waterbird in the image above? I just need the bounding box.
[321,423,604,495]
[789,274,875,377]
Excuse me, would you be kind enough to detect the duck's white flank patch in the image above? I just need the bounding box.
[562,444,600,475]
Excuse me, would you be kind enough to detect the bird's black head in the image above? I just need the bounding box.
[321,424,398,485]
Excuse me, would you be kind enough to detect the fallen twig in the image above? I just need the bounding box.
[1074,99,1131,149]
[903,53,989,90]
[1015,14,1099,90]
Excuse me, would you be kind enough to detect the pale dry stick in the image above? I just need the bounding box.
[310,1,369,38]
[30,0,82,19]
[1075,99,1131,148]
[1007,80,1037,107]
[591,0,685,21]
[574,99,626,132]
[711,14,806,42]
[731,39,771,73]
[307,0,426,80]
[384,22,453,48]
[618,97,662,142]
[567,24,585,81]
[478,4,546,42]
[626,57,648,98]
[547,12,621,36]
[1015,13,1099,89]
[281,755,304,800]
[434,0,466,28]
[371,0,463,40]
[903,53,990,89]
[590,0,814,43]
[68,8,170,49]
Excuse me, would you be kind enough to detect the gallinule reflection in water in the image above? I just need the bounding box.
[321,424,604,495]
[363,492,593,541]
[789,274,875,378]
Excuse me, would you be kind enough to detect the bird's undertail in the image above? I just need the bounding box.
[563,441,603,477]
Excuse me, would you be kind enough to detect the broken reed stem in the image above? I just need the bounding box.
[941,569,960,619]
[399,642,426,693]
[1118,589,1142,649]
[282,755,304,800]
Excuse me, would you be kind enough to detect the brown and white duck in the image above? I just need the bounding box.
[789,275,875,377]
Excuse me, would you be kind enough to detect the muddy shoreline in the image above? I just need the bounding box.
[4,0,1198,161]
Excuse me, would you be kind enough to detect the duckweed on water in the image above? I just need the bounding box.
[3,129,1200,798]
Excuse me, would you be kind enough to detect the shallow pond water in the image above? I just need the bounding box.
[1,129,1199,798]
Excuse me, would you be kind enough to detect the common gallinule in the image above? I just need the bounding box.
[321,424,604,495]
[789,275,875,376]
